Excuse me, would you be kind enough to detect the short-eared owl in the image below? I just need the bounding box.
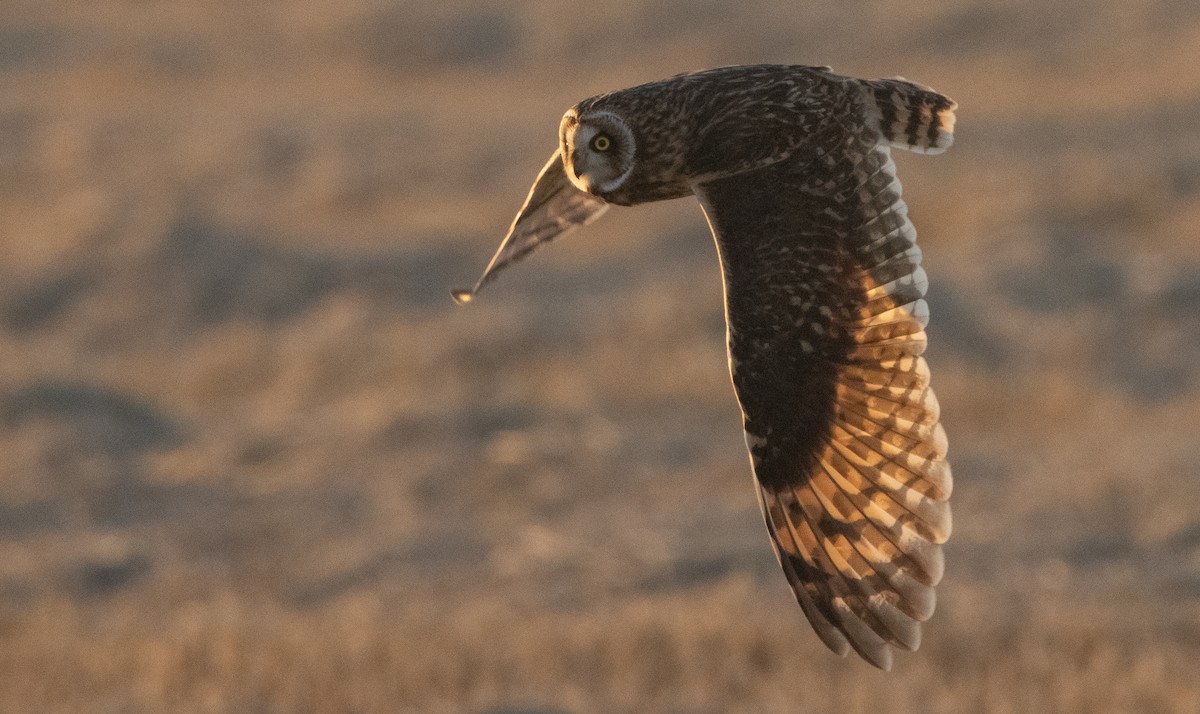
[453,65,957,670]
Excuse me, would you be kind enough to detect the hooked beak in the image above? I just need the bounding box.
[565,149,593,193]
[451,149,608,304]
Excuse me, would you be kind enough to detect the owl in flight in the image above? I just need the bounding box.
[453,65,956,670]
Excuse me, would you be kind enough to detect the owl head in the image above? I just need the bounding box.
[559,109,636,197]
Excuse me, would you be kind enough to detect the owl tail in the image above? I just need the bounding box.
[861,78,956,155]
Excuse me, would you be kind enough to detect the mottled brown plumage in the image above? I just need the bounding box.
[453,64,957,670]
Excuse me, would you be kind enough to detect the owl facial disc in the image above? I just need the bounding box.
[561,111,636,195]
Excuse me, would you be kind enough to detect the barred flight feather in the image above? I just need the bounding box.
[861,78,957,155]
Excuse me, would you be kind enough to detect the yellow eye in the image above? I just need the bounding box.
[590,134,612,152]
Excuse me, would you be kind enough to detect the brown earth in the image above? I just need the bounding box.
[1,1,1199,711]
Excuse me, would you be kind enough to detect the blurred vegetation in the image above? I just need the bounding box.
[0,0,1199,711]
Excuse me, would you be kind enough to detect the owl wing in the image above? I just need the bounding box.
[693,129,952,670]
[452,149,608,303]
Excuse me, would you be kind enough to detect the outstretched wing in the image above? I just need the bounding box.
[694,121,952,670]
[452,149,608,303]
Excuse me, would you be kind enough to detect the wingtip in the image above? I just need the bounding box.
[450,289,474,305]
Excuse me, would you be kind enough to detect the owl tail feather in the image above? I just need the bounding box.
[861,78,956,155]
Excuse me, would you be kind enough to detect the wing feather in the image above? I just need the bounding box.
[760,487,853,655]
[796,474,925,651]
[452,149,608,302]
[694,89,953,667]
[775,486,896,669]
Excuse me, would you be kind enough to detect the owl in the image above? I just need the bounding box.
[453,65,956,670]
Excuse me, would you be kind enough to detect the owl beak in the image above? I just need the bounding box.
[451,149,608,304]
[573,174,595,194]
[566,149,594,193]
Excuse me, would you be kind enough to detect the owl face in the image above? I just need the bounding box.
[560,109,636,196]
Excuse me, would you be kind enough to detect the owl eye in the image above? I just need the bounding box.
[590,134,612,152]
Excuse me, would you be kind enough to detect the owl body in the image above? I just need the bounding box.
[455,65,957,670]
[564,65,858,205]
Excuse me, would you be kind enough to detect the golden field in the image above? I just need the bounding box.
[1,1,1199,711]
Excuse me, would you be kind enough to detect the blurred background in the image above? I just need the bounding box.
[1,0,1198,711]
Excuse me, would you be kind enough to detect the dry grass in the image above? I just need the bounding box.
[1,0,1199,711]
